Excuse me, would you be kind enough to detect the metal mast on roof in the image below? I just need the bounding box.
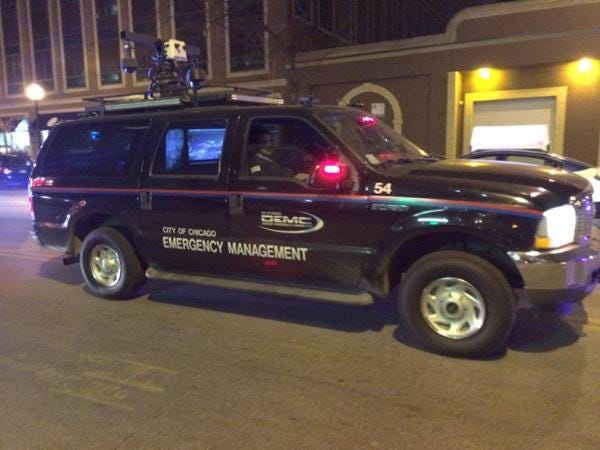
[82,31,282,116]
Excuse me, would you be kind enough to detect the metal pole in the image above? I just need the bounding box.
[30,101,42,159]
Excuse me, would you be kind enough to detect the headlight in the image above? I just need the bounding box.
[535,204,576,249]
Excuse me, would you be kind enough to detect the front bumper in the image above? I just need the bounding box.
[509,239,600,306]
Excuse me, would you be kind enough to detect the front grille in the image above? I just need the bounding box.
[574,194,594,245]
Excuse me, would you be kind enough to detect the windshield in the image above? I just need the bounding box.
[314,109,429,166]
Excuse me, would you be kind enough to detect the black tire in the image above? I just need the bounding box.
[80,227,145,299]
[398,250,516,358]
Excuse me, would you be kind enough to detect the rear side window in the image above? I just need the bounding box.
[153,119,227,176]
[42,121,149,177]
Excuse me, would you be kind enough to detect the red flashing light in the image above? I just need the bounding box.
[323,164,341,175]
[358,115,378,127]
[316,161,347,182]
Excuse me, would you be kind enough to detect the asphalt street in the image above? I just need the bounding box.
[2,188,600,449]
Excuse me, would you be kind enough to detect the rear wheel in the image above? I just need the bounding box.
[80,227,145,299]
[398,250,516,358]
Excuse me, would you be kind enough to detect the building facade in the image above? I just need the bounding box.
[1,0,599,166]
[296,0,600,165]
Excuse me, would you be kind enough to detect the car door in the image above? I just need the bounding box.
[227,113,370,290]
[138,114,234,274]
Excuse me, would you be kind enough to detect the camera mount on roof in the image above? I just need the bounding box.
[82,31,284,116]
[120,30,207,99]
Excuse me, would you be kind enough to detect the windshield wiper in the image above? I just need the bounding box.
[377,156,437,168]
[376,157,415,167]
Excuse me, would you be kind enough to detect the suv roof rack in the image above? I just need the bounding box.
[83,86,284,116]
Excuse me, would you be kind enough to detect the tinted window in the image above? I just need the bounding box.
[43,121,149,177]
[153,120,227,176]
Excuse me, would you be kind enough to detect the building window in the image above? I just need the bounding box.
[131,0,157,82]
[60,0,86,89]
[173,0,208,72]
[318,0,333,32]
[30,0,54,91]
[294,0,312,22]
[227,0,265,73]
[334,0,352,43]
[1,0,23,95]
[95,0,121,85]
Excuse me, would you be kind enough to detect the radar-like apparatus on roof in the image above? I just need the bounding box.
[83,31,282,115]
[119,30,207,99]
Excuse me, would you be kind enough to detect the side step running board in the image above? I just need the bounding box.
[146,267,374,306]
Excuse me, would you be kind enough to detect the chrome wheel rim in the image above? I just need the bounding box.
[420,277,486,339]
[89,244,122,288]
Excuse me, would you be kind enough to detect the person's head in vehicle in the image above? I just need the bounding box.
[251,126,275,159]
[248,126,294,177]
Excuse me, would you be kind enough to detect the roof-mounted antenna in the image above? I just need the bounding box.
[119,30,207,101]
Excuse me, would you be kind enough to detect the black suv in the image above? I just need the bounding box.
[29,93,600,358]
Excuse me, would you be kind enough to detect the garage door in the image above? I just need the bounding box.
[470,96,556,151]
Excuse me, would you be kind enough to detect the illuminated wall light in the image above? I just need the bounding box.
[567,57,599,84]
[578,57,593,73]
[477,67,492,80]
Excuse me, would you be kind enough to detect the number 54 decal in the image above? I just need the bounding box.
[373,182,393,194]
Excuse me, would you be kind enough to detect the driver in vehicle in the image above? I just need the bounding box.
[247,127,293,177]
[247,127,310,181]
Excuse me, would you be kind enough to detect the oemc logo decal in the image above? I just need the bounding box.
[260,211,324,234]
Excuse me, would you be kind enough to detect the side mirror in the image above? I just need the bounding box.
[308,161,353,191]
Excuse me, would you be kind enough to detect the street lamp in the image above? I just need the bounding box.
[25,82,46,157]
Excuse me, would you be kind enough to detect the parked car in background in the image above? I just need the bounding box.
[0,153,34,188]
[462,149,600,217]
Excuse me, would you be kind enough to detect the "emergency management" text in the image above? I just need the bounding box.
[161,237,308,261]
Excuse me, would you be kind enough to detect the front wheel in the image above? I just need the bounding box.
[80,227,145,299]
[398,250,516,358]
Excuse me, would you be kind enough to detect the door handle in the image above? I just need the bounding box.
[140,191,152,210]
[229,193,243,215]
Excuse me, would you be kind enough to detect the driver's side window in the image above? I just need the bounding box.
[244,117,332,182]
